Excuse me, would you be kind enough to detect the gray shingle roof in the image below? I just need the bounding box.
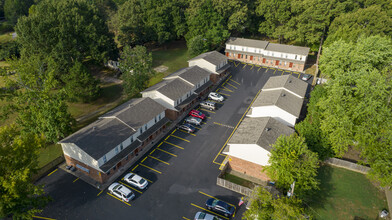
[226,37,269,49]
[228,117,294,151]
[59,117,135,160]
[266,43,310,56]
[262,75,309,98]
[188,51,228,66]
[252,89,304,117]
[157,78,194,101]
[164,66,211,86]
[100,97,166,129]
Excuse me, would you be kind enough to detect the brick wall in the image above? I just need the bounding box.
[228,156,270,182]
[226,52,305,72]
[165,109,179,121]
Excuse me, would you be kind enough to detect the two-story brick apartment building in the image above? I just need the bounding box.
[225,37,310,72]
[58,97,169,184]
[141,65,212,120]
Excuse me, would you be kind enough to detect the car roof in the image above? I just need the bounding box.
[129,173,142,182]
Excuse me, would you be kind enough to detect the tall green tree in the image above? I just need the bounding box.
[4,0,34,24]
[119,45,153,97]
[325,5,392,45]
[265,134,320,198]
[295,86,332,160]
[15,0,117,73]
[2,56,74,143]
[0,124,50,219]
[256,0,292,42]
[313,36,392,186]
[62,61,100,103]
[185,0,230,50]
[243,187,308,220]
[187,35,209,56]
[212,0,249,34]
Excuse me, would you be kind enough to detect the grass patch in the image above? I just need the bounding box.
[37,144,63,169]
[307,165,387,220]
[67,83,123,118]
[149,40,191,87]
[0,61,10,68]
[222,173,255,188]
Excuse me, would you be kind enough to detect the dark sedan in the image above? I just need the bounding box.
[205,198,235,217]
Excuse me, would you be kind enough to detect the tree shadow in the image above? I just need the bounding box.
[303,165,334,212]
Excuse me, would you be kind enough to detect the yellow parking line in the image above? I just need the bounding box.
[156,147,177,157]
[107,193,132,206]
[190,203,229,220]
[73,178,79,183]
[97,190,104,196]
[131,164,139,171]
[164,136,170,141]
[193,126,201,130]
[250,64,254,70]
[164,141,185,149]
[182,217,190,220]
[149,149,156,155]
[217,92,230,97]
[148,155,170,165]
[242,64,246,69]
[222,81,226,86]
[171,129,177,135]
[141,156,148,163]
[298,74,300,78]
[273,69,277,74]
[201,122,207,125]
[119,181,143,194]
[215,88,220,92]
[213,89,261,164]
[226,82,237,89]
[178,129,196,136]
[213,161,221,165]
[281,71,284,76]
[47,169,58,176]
[169,135,190,143]
[230,79,240,85]
[139,163,162,174]
[157,142,163,148]
[199,191,236,211]
[33,216,56,220]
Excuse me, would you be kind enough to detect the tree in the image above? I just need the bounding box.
[4,0,34,24]
[2,55,74,143]
[15,0,117,73]
[243,187,308,220]
[119,45,153,97]
[212,0,249,34]
[0,124,50,219]
[265,134,320,198]
[187,35,209,56]
[255,0,292,42]
[0,41,19,61]
[295,86,333,160]
[62,61,100,103]
[325,5,392,46]
[185,0,230,50]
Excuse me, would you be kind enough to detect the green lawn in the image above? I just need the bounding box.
[308,165,387,220]
[37,144,63,168]
[223,173,256,188]
[0,32,14,43]
[149,40,191,87]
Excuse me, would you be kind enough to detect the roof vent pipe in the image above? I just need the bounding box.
[281,93,286,97]
[265,128,271,131]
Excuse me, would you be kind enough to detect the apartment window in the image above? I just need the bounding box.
[242,47,244,51]
[115,146,119,154]
[154,117,157,123]
[281,54,283,58]
[300,56,302,61]
[103,155,107,163]
[131,136,133,143]
[272,53,274,56]
[120,143,123,151]
[159,114,161,120]
[285,54,288,58]
[245,55,247,59]
[241,54,243,58]
[145,124,147,130]
[295,55,298,59]
[140,127,143,133]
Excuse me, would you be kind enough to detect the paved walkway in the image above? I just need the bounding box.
[385,189,392,219]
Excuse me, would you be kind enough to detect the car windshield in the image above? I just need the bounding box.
[212,199,219,206]
[197,112,202,116]
[129,174,135,178]
[139,179,146,184]
[199,213,206,218]
[114,185,121,191]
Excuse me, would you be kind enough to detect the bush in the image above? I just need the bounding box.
[0,22,14,34]
[0,41,19,60]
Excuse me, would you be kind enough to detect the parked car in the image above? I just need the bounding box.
[124,172,148,190]
[178,123,196,133]
[108,182,135,202]
[194,211,222,220]
[208,92,224,102]
[205,198,235,217]
[302,74,312,81]
[185,116,202,126]
[200,100,216,111]
[189,109,206,120]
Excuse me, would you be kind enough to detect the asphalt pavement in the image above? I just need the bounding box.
[34,61,308,220]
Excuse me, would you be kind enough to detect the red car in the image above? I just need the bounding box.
[189,109,205,120]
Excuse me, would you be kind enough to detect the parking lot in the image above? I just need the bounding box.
[34,61,309,220]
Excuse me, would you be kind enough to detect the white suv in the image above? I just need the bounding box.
[208,92,224,102]
[108,182,135,202]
